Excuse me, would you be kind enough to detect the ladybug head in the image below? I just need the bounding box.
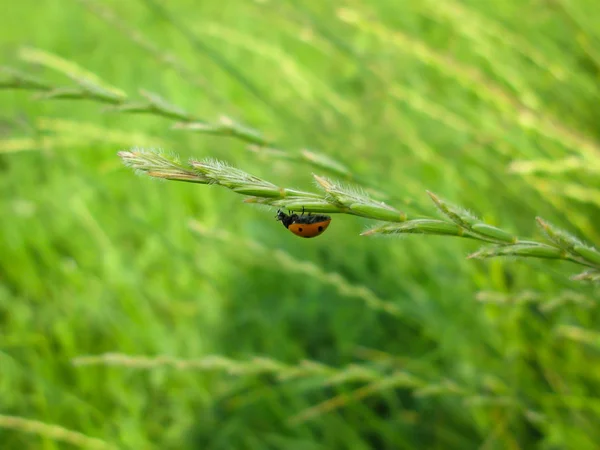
[276,209,294,228]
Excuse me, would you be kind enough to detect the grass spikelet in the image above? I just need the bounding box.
[539,291,596,312]
[476,290,595,311]
[362,219,464,237]
[427,191,517,243]
[118,149,207,183]
[556,325,600,349]
[190,158,280,193]
[19,46,125,98]
[427,191,479,228]
[107,89,195,121]
[476,290,539,305]
[38,118,165,148]
[73,353,272,373]
[0,66,52,91]
[560,183,600,208]
[537,217,600,266]
[300,149,352,179]
[509,157,600,175]
[16,50,125,104]
[0,137,48,154]
[318,364,383,386]
[468,244,565,260]
[72,352,384,386]
[174,115,271,146]
[536,217,584,251]
[314,175,406,222]
[413,379,465,398]
[287,371,421,425]
[0,414,117,450]
[571,270,600,282]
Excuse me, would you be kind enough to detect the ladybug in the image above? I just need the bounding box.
[276,208,331,238]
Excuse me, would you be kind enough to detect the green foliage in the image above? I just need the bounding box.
[1,0,600,449]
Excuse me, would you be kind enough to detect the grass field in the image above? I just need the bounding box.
[2,0,600,448]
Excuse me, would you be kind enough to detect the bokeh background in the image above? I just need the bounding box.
[2,0,600,448]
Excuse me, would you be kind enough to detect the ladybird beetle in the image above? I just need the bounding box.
[276,208,331,238]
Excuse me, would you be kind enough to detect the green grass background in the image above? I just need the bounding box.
[2,0,600,448]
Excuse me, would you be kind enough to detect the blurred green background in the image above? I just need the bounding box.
[2,0,600,448]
